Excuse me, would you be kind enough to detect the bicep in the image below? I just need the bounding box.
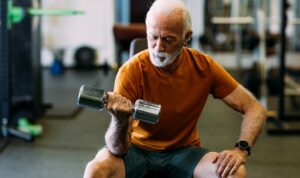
[221,85,258,114]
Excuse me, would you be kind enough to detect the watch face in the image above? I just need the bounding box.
[239,141,248,148]
[236,141,251,156]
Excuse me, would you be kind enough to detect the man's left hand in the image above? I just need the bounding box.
[213,149,247,178]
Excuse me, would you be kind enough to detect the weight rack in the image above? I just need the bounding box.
[267,0,300,135]
[0,0,11,152]
[1,0,33,153]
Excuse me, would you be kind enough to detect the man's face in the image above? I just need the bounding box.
[146,13,186,67]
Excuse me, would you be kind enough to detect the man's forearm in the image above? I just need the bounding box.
[105,116,130,156]
[222,85,267,147]
[239,103,267,146]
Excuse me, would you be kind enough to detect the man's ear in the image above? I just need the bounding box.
[184,30,193,45]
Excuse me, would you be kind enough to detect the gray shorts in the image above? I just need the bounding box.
[122,145,209,178]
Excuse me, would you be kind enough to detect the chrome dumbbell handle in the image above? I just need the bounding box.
[77,85,161,124]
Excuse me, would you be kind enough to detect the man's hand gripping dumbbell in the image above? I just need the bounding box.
[77,85,161,124]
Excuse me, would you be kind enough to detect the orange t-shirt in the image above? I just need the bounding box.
[114,47,238,151]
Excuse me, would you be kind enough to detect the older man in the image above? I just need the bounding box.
[83,0,266,178]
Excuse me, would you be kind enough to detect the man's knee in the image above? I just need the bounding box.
[193,152,219,178]
[84,160,106,178]
[229,164,246,178]
[83,148,125,178]
[193,152,246,178]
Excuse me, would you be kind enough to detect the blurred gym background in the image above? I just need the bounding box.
[0,0,299,178]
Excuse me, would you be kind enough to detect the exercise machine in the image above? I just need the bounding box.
[209,0,300,135]
[0,0,33,153]
[0,0,84,153]
[267,0,300,135]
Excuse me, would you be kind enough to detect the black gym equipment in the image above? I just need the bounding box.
[244,62,262,98]
[267,0,300,135]
[1,0,84,152]
[1,0,34,153]
[241,28,260,52]
[74,46,97,70]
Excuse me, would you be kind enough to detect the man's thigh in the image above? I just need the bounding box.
[167,146,210,178]
[123,146,209,178]
[122,146,148,178]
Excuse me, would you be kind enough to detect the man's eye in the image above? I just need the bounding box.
[165,37,173,42]
[149,36,158,40]
[163,37,174,42]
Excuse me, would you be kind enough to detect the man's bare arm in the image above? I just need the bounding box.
[104,92,132,156]
[222,84,267,146]
[214,84,267,177]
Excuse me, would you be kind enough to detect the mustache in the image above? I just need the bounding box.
[153,52,169,58]
[151,42,184,58]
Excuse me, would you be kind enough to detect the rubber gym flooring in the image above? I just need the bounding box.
[0,68,299,178]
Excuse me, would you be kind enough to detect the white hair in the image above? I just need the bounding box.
[145,0,192,34]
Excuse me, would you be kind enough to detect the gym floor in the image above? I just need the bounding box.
[0,66,299,178]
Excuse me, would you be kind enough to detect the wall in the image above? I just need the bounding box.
[41,0,206,67]
[41,0,115,67]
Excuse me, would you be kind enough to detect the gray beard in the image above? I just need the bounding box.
[149,45,183,67]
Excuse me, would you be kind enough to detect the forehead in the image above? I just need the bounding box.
[146,12,184,37]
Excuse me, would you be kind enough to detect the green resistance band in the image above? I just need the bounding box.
[28,8,85,16]
[7,0,84,29]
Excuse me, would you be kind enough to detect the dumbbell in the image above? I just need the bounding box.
[77,85,161,124]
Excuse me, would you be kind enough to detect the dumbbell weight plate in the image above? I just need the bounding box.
[77,85,107,110]
[132,99,161,124]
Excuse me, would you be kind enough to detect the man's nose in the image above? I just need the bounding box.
[155,38,165,52]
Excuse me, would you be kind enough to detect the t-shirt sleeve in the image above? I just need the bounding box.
[114,61,140,102]
[208,56,239,99]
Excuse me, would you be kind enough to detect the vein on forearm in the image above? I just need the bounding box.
[222,85,267,146]
[240,102,266,146]
[105,116,130,156]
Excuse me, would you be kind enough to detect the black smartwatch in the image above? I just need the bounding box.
[235,140,251,156]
